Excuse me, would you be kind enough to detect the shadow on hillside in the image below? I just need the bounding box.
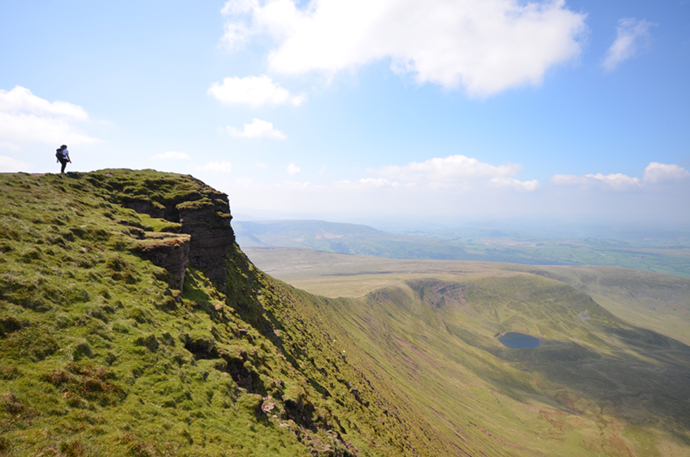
[489,326,690,435]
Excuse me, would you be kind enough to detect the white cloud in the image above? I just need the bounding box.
[0,155,32,172]
[490,177,540,192]
[551,162,690,190]
[374,154,522,183]
[256,162,268,168]
[551,172,641,190]
[209,75,305,107]
[150,151,191,160]
[198,161,233,173]
[643,162,690,184]
[225,118,287,140]
[282,180,320,190]
[0,86,98,146]
[287,162,301,175]
[0,86,88,119]
[334,178,400,190]
[221,0,587,96]
[0,113,97,146]
[0,141,20,152]
[602,18,653,72]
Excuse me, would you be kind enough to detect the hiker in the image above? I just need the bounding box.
[56,145,71,173]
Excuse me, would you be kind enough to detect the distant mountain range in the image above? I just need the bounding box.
[234,219,474,260]
[235,219,690,277]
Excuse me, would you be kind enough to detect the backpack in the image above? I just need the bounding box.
[56,149,63,160]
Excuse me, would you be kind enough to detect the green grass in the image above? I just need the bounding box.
[246,246,690,456]
[0,171,416,456]
[3,171,690,456]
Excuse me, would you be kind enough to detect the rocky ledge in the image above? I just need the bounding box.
[109,172,236,289]
[131,233,191,289]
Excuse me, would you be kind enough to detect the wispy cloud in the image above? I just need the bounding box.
[225,118,287,140]
[603,18,654,72]
[550,162,689,189]
[373,154,523,183]
[221,0,586,96]
[208,75,305,107]
[551,173,641,190]
[198,161,233,173]
[0,155,32,172]
[490,177,540,192]
[0,141,20,152]
[150,151,191,160]
[286,163,301,175]
[335,178,401,190]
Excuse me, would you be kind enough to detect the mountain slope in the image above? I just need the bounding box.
[246,247,690,456]
[0,171,428,456]
[2,171,689,457]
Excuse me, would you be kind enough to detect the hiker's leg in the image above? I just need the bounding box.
[61,160,67,173]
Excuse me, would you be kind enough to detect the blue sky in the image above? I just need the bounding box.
[1,0,689,227]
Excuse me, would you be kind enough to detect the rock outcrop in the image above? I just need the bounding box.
[118,178,235,289]
[131,233,191,289]
[176,193,235,285]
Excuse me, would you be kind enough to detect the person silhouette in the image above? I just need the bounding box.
[56,145,71,173]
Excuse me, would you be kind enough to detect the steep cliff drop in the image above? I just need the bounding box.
[118,174,236,289]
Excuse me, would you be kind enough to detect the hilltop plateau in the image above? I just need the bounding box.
[1,170,689,456]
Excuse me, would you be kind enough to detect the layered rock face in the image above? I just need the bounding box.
[122,183,235,289]
[121,197,165,219]
[132,233,191,289]
[177,193,235,284]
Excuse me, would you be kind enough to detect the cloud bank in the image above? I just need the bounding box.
[551,162,690,189]
[374,154,529,186]
[0,86,97,147]
[223,158,690,224]
[221,0,587,96]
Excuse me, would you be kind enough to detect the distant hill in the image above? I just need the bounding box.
[235,219,474,260]
[237,219,690,277]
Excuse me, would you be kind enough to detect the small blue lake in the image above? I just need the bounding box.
[498,332,541,349]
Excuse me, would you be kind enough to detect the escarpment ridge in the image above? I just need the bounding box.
[1,169,689,457]
[0,170,450,456]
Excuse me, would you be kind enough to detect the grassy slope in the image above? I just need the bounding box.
[513,265,690,346]
[246,247,690,456]
[0,171,437,457]
[3,172,690,457]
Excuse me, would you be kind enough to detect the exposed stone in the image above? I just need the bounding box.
[176,193,235,285]
[122,197,165,218]
[132,233,191,289]
[121,184,235,289]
